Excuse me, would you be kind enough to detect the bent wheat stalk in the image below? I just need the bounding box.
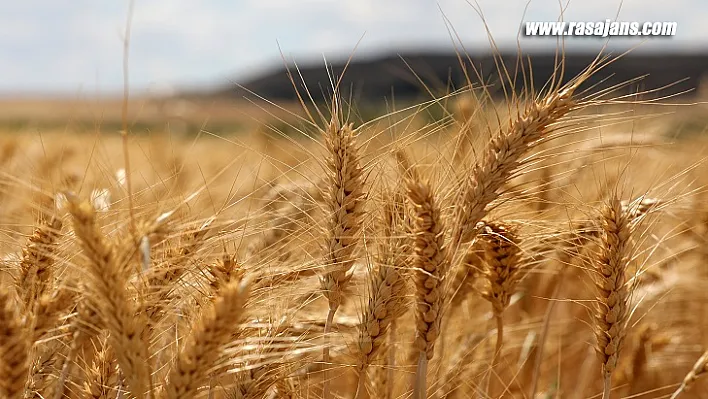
[449,62,599,260]
[669,349,708,399]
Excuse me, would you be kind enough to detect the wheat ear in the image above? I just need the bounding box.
[83,336,119,399]
[67,198,151,398]
[319,121,365,399]
[403,162,448,399]
[30,286,75,343]
[142,222,210,327]
[165,277,250,399]
[209,253,243,297]
[593,197,632,399]
[17,216,62,314]
[353,204,408,398]
[478,221,522,396]
[0,288,29,399]
[53,293,102,399]
[449,71,592,257]
[480,222,522,354]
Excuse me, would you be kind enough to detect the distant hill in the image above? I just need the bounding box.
[201,52,708,104]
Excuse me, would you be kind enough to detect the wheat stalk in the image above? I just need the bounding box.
[165,277,250,399]
[449,68,595,258]
[593,197,633,399]
[319,121,366,399]
[67,197,152,398]
[477,221,522,395]
[403,160,449,399]
[353,201,408,398]
[669,350,708,399]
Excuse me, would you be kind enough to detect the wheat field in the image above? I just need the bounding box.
[2,52,708,399]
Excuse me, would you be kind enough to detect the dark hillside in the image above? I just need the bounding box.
[205,52,708,103]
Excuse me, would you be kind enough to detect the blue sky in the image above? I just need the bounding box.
[1,0,705,94]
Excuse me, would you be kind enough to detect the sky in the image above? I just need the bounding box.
[1,0,705,95]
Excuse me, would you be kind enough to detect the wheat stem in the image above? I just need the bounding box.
[602,374,612,399]
[322,307,336,399]
[414,352,428,399]
[529,271,566,399]
[669,349,708,399]
[354,371,366,399]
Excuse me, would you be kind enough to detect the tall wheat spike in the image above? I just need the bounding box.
[593,196,633,399]
[403,158,449,399]
[319,120,366,399]
[67,197,152,398]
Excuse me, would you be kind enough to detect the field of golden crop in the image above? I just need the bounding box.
[2,54,708,399]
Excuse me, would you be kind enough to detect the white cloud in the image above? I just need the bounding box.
[0,0,704,93]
